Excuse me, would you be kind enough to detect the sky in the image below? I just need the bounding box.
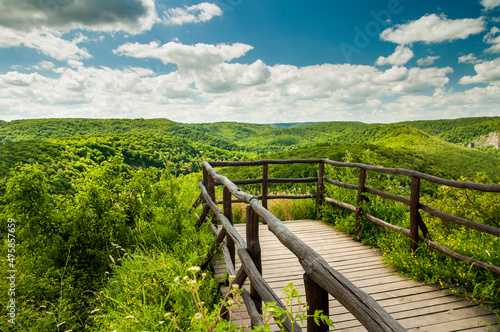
[0,0,500,124]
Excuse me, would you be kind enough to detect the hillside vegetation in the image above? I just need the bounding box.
[0,116,499,331]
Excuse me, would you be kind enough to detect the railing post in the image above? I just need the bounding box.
[202,164,208,187]
[303,273,329,332]
[206,165,216,226]
[316,162,324,219]
[246,206,262,318]
[223,186,235,268]
[410,176,420,252]
[262,164,269,210]
[355,168,367,240]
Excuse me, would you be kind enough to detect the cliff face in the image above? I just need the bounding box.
[470,131,500,149]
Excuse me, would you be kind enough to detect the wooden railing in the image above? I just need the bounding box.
[194,159,500,331]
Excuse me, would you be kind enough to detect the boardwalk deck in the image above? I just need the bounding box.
[214,220,499,331]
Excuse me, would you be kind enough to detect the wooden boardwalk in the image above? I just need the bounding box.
[215,220,499,331]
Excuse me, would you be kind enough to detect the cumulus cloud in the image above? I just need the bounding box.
[0,51,458,123]
[484,27,500,53]
[34,61,55,71]
[459,57,500,85]
[0,0,157,34]
[458,53,480,64]
[380,14,486,44]
[163,3,223,25]
[376,45,414,66]
[0,0,159,61]
[0,27,92,61]
[417,56,440,66]
[481,0,500,10]
[114,41,254,70]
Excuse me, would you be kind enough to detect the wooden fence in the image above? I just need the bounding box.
[195,159,500,331]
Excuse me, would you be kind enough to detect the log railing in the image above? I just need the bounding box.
[195,159,500,331]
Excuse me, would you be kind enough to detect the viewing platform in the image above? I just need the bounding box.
[195,159,500,331]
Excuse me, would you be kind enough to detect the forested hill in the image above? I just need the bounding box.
[400,117,500,144]
[1,117,500,182]
[0,118,239,151]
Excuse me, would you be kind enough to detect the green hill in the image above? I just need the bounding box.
[0,133,243,193]
[401,117,500,144]
[1,117,499,182]
[0,118,239,151]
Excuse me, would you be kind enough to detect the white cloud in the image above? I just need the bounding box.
[114,41,254,70]
[459,57,500,85]
[379,85,500,123]
[34,61,55,71]
[163,3,223,25]
[0,0,158,61]
[484,27,500,53]
[1,40,489,124]
[376,45,414,66]
[72,32,89,44]
[458,53,480,64]
[380,14,486,44]
[67,60,84,68]
[481,0,500,10]
[0,27,92,61]
[417,56,440,66]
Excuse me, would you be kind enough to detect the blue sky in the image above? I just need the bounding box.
[0,0,499,124]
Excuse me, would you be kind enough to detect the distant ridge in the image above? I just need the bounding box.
[269,121,364,129]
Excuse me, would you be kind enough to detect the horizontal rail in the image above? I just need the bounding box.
[324,200,500,274]
[209,159,323,167]
[326,177,500,238]
[215,177,318,186]
[203,161,406,332]
[211,159,500,192]
[216,194,316,204]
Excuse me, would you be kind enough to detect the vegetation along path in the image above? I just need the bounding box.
[215,220,500,331]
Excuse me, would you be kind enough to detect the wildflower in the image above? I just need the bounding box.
[90,309,101,314]
[183,276,189,281]
[164,312,172,318]
[124,316,135,319]
[109,255,115,264]
[56,322,66,328]
[194,313,202,320]
[188,266,201,272]
[174,277,179,282]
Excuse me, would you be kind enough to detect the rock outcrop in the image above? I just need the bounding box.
[470,131,500,149]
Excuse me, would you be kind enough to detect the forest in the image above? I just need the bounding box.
[0,116,499,331]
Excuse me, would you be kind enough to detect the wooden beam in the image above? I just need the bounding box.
[246,206,262,317]
[316,162,324,219]
[410,177,420,252]
[355,168,367,240]
[262,164,268,210]
[223,186,235,267]
[304,273,329,332]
